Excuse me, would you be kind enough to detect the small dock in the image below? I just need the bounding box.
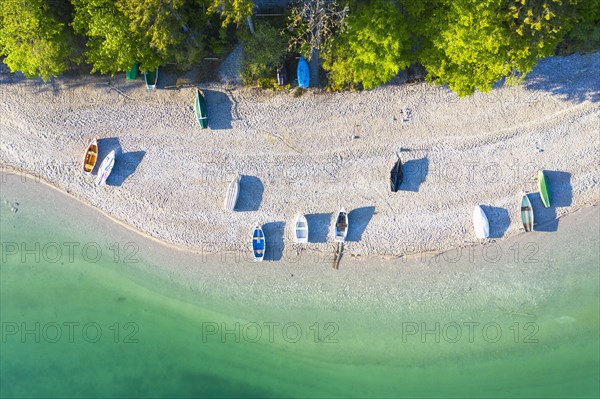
[333,242,344,270]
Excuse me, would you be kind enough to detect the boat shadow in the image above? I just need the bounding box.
[203,89,233,130]
[545,170,572,207]
[347,206,375,242]
[236,176,263,211]
[96,137,145,187]
[400,157,428,192]
[263,221,285,261]
[305,213,332,243]
[480,205,509,238]
[530,193,558,232]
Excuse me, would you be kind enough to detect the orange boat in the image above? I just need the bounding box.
[82,138,98,175]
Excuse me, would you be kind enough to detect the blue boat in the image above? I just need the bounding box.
[252,226,265,262]
[297,57,310,88]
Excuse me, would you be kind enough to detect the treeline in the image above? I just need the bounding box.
[0,0,598,96]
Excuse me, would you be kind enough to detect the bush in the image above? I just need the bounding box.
[240,23,287,87]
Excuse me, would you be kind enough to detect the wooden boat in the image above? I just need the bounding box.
[537,170,550,208]
[521,193,534,232]
[295,214,309,244]
[144,68,158,89]
[297,57,310,88]
[195,89,208,129]
[277,63,288,86]
[82,138,98,176]
[126,63,138,80]
[224,175,240,211]
[334,208,348,243]
[473,205,489,239]
[252,225,265,262]
[390,157,403,192]
[95,150,116,187]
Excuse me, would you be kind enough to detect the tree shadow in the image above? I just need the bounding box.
[401,157,429,192]
[305,213,331,243]
[523,52,600,103]
[236,176,264,211]
[96,137,144,186]
[529,192,558,232]
[544,170,572,207]
[263,221,285,261]
[480,205,510,238]
[203,89,232,130]
[347,206,375,242]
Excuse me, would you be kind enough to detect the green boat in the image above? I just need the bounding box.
[144,68,158,89]
[125,63,138,80]
[521,193,534,232]
[195,89,208,129]
[537,170,550,208]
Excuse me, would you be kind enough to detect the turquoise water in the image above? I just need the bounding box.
[1,176,598,398]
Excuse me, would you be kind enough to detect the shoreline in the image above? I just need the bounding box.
[1,169,597,263]
[1,51,599,258]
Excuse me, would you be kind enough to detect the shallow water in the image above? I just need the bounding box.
[1,175,598,398]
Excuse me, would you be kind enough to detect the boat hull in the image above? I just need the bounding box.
[538,170,550,208]
[195,89,208,129]
[390,158,403,192]
[295,214,309,244]
[95,150,116,187]
[473,205,489,239]
[334,208,348,242]
[252,226,265,262]
[297,57,310,88]
[144,68,158,89]
[521,194,534,232]
[224,176,240,211]
[82,138,98,176]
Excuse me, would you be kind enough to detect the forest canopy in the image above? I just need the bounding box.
[0,0,598,96]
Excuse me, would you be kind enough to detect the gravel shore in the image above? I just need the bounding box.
[1,51,599,258]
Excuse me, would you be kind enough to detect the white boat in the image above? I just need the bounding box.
[334,208,348,243]
[295,214,309,244]
[95,150,116,187]
[472,205,489,239]
[224,175,240,211]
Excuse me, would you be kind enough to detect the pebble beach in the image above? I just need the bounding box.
[0,51,599,258]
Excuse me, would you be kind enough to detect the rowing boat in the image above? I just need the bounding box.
[473,205,489,239]
[195,89,208,128]
[521,193,534,232]
[252,225,265,262]
[224,175,240,211]
[538,170,550,208]
[295,214,309,244]
[95,150,115,187]
[297,57,309,88]
[82,138,98,175]
[144,68,158,89]
[390,157,403,192]
[334,208,348,243]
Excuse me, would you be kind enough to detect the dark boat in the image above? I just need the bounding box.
[277,64,288,86]
[195,89,208,129]
[390,158,403,192]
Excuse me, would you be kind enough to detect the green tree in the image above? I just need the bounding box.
[72,0,214,74]
[420,0,577,96]
[209,0,255,26]
[71,0,159,74]
[0,0,72,80]
[241,23,287,86]
[323,0,412,90]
